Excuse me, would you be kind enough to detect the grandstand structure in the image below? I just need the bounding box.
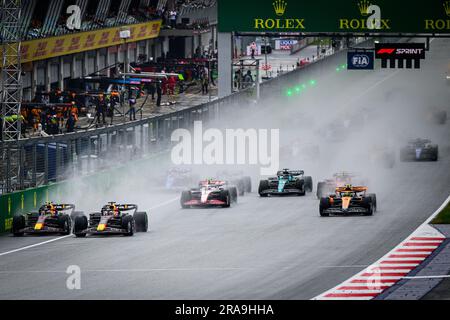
[0,0,218,194]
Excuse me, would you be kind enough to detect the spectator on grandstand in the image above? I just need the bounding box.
[169,10,178,28]
[234,69,242,90]
[129,96,137,121]
[156,81,162,107]
[168,73,177,96]
[242,70,254,89]
[201,69,209,95]
[66,112,76,133]
[95,95,107,126]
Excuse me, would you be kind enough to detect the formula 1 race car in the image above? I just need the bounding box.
[316,172,366,199]
[400,138,439,162]
[180,179,238,208]
[258,169,313,197]
[216,170,252,196]
[319,185,377,217]
[12,203,84,236]
[73,202,148,237]
[164,167,199,191]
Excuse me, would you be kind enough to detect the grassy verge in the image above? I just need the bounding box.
[431,201,450,224]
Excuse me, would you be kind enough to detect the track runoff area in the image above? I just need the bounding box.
[1,0,450,316]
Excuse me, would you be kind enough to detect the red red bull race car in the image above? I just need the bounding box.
[73,202,148,237]
[180,179,238,208]
[12,202,84,236]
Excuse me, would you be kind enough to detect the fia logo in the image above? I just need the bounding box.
[352,54,371,67]
[66,5,81,30]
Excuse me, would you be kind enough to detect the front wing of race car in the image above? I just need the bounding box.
[182,198,227,206]
[259,187,303,195]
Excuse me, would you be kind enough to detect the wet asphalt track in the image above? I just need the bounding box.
[0,38,449,299]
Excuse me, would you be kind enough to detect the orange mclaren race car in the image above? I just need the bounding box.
[319,185,377,217]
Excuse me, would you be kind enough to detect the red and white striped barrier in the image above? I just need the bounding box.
[313,195,450,300]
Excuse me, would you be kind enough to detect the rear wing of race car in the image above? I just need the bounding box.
[333,171,356,178]
[335,186,368,193]
[199,180,226,186]
[39,203,76,212]
[103,203,138,212]
[277,169,304,176]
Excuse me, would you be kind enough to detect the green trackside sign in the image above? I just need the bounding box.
[218,0,450,33]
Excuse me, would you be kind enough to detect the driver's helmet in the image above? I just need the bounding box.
[344,184,353,191]
[44,202,56,215]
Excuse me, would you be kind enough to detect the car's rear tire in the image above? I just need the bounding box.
[258,180,269,197]
[180,190,191,209]
[221,190,231,208]
[319,197,330,216]
[431,147,439,161]
[70,211,84,222]
[295,179,306,196]
[59,214,72,235]
[122,215,134,236]
[243,176,252,193]
[316,182,325,199]
[362,197,374,216]
[367,193,377,212]
[230,187,238,203]
[304,176,313,192]
[74,216,88,237]
[12,215,25,236]
[134,212,148,232]
[236,180,245,196]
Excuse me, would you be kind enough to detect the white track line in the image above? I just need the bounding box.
[0,197,179,257]
[0,236,72,257]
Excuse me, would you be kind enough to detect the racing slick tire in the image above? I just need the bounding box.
[258,180,269,197]
[303,176,313,193]
[431,147,439,161]
[220,190,231,208]
[180,191,192,209]
[243,176,252,193]
[74,216,88,237]
[70,211,85,222]
[295,179,306,196]
[367,193,377,212]
[316,182,325,199]
[134,212,148,232]
[319,198,330,217]
[59,214,72,235]
[122,215,135,236]
[362,197,374,216]
[12,215,25,236]
[236,179,245,196]
[229,187,238,203]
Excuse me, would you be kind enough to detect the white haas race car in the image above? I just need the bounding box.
[180,179,238,208]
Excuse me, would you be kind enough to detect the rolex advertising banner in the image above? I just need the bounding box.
[218,0,450,33]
